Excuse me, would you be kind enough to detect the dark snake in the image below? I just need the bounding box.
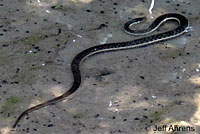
[13,13,189,128]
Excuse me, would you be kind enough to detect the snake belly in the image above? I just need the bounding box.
[13,13,189,128]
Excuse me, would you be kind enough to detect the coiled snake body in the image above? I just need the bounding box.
[13,13,189,128]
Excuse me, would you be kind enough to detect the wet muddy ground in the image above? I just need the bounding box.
[0,0,200,134]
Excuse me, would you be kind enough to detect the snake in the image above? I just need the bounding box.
[13,13,189,128]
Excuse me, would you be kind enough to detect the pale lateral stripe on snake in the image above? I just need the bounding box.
[13,13,189,128]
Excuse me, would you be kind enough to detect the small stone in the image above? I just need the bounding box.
[47,124,53,127]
